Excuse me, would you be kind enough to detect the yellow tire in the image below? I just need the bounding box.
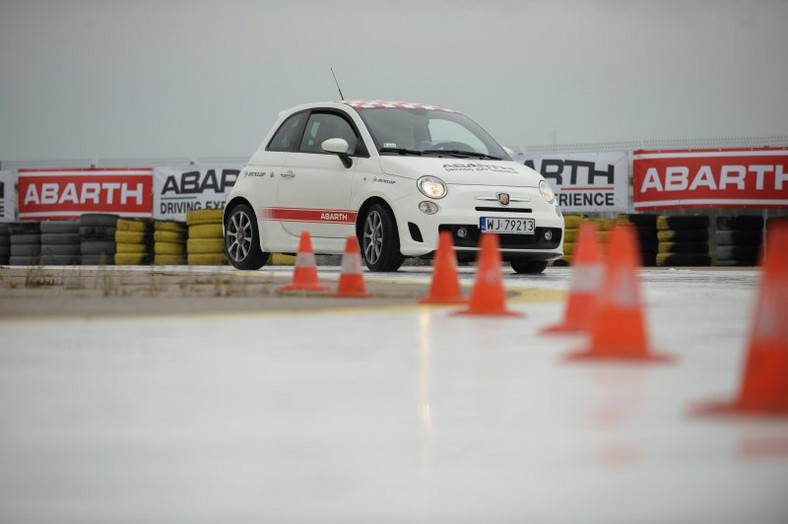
[154,242,184,255]
[115,230,151,243]
[115,253,152,265]
[154,220,186,233]
[270,253,296,266]
[154,254,185,265]
[563,242,575,256]
[563,215,584,229]
[563,228,578,243]
[153,230,185,243]
[188,253,227,265]
[116,218,152,232]
[187,238,225,254]
[188,223,223,239]
[115,242,150,254]
[186,209,224,226]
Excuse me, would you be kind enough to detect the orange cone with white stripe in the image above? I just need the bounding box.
[454,233,522,317]
[694,220,788,416]
[278,231,329,292]
[542,222,604,334]
[330,235,372,298]
[566,224,672,362]
[420,231,467,305]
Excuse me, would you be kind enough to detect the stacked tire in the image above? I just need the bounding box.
[186,209,227,265]
[153,220,187,265]
[115,218,153,265]
[715,215,764,267]
[0,224,9,265]
[656,215,711,267]
[9,222,41,265]
[80,214,118,265]
[40,220,81,265]
[554,215,583,266]
[620,213,659,267]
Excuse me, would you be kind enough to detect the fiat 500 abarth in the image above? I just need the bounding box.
[223,100,564,273]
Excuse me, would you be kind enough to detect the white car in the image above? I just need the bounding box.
[223,100,564,273]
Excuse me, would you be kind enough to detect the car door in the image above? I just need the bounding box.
[276,110,362,239]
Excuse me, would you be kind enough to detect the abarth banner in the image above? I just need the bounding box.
[633,148,788,210]
[153,165,242,221]
[17,168,153,220]
[516,152,629,213]
[0,170,16,222]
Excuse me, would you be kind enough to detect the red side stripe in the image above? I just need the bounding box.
[263,207,357,224]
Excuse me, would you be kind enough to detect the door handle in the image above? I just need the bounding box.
[280,170,295,178]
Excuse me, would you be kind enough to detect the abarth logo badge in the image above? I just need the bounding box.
[497,192,510,206]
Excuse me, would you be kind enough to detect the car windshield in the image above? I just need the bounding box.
[355,107,509,160]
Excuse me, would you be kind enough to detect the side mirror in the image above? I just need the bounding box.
[321,138,352,168]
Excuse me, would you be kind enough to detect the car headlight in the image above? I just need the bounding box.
[417,176,447,199]
[539,179,555,204]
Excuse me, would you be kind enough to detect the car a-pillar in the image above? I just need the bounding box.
[355,198,404,272]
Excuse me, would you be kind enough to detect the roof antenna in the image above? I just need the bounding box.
[330,67,345,100]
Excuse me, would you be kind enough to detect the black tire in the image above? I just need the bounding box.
[657,241,709,255]
[716,215,764,231]
[0,245,9,257]
[81,240,116,255]
[40,220,80,234]
[715,230,763,247]
[9,222,40,234]
[41,255,81,265]
[80,214,119,227]
[42,244,81,256]
[81,254,115,265]
[41,233,82,245]
[657,229,709,242]
[656,253,712,267]
[9,255,41,266]
[625,213,659,228]
[0,234,9,246]
[510,259,549,274]
[11,234,41,245]
[361,203,404,272]
[10,244,41,256]
[716,245,760,261]
[224,203,268,270]
[0,224,9,235]
[656,215,710,230]
[79,226,117,240]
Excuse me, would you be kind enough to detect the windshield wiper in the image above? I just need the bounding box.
[422,149,502,160]
[379,147,423,156]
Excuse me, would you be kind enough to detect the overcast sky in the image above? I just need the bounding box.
[1,0,787,162]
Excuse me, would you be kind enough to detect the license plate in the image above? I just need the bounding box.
[479,217,536,234]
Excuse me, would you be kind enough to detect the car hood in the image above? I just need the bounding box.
[378,156,542,186]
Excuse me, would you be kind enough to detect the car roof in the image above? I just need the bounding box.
[340,100,456,112]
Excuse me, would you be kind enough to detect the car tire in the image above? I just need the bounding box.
[510,259,549,274]
[224,203,268,270]
[361,203,403,272]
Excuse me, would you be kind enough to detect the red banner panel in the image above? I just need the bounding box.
[633,148,788,210]
[17,168,153,220]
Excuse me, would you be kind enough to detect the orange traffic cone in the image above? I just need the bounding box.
[694,220,788,416]
[566,224,672,362]
[330,236,373,298]
[420,231,467,305]
[542,222,604,333]
[278,231,329,292]
[454,233,522,317]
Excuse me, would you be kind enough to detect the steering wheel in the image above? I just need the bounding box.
[428,141,475,151]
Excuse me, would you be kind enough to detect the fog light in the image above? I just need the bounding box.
[544,230,553,242]
[418,201,439,215]
[457,227,468,239]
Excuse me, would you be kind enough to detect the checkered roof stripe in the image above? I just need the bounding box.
[340,100,455,112]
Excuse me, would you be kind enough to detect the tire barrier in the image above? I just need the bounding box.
[115,218,153,265]
[186,209,227,266]
[0,223,9,265]
[40,220,81,265]
[715,214,764,267]
[619,213,659,267]
[656,214,711,267]
[154,220,187,265]
[80,214,118,265]
[9,221,41,265]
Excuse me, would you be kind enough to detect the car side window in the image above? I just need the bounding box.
[299,113,359,155]
[267,112,307,152]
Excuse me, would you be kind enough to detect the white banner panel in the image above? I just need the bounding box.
[515,152,629,213]
[0,170,15,222]
[154,164,242,221]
